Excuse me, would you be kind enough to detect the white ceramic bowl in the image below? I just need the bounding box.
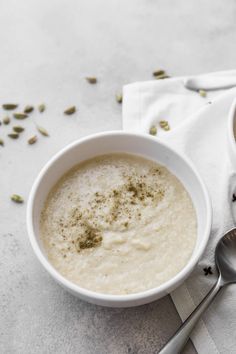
[228,98,236,166]
[27,131,212,307]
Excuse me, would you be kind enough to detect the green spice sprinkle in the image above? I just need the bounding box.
[0,138,4,146]
[3,116,10,125]
[13,113,28,120]
[28,135,37,145]
[8,132,19,139]
[11,194,24,203]
[2,104,18,110]
[149,126,157,136]
[24,105,34,114]
[199,89,207,97]
[64,106,76,115]
[13,126,24,133]
[38,104,46,113]
[37,125,49,136]
[159,120,170,131]
[116,94,123,104]
[153,69,165,77]
[86,77,97,84]
[75,225,102,252]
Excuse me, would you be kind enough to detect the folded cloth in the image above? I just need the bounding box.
[122,71,236,354]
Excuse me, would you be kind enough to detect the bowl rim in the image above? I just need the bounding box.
[27,130,212,304]
[228,98,236,160]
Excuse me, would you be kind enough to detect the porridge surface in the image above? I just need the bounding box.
[40,153,197,295]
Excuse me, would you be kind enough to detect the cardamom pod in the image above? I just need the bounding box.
[2,104,18,110]
[159,120,170,131]
[153,70,165,77]
[28,135,37,145]
[38,104,46,113]
[13,113,28,120]
[64,106,76,115]
[149,126,157,136]
[8,133,19,139]
[13,126,24,133]
[0,139,4,146]
[11,194,24,203]
[24,105,34,113]
[37,125,49,136]
[86,77,97,84]
[3,116,10,125]
[116,94,122,104]
[199,89,207,97]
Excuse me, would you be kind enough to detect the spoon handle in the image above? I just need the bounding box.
[159,278,223,354]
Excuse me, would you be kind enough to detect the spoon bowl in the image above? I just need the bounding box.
[160,227,236,354]
[216,228,236,284]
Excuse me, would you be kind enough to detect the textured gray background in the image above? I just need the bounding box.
[1,0,236,353]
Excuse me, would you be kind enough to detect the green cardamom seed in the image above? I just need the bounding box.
[149,126,157,136]
[199,89,207,97]
[37,125,49,136]
[2,104,18,110]
[13,113,28,120]
[153,70,165,77]
[24,105,34,114]
[28,135,37,145]
[13,126,24,133]
[159,120,170,131]
[64,106,76,115]
[116,94,122,104]
[38,104,46,113]
[3,116,10,125]
[11,194,24,203]
[8,133,19,139]
[86,77,97,84]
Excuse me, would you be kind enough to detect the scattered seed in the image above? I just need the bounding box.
[3,116,10,125]
[2,104,18,110]
[13,113,28,120]
[199,89,207,97]
[116,94,123,104]
[24,105,34,114]
[28,135,37,145]
[149,126,157,136]
[13,126,24,133]
[0,138,4,146]
[37,125,49,136]
[8,133,19,139]
[153,69,165,77]
[38,104,46,113]
[232,194,236,202]
[86,77,97,84]
[159,120,170,131]
[11,194,24,203]
[64,106,76,115]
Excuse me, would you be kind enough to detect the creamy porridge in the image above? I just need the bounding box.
[40,153,197,295]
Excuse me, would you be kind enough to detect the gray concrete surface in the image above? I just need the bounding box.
[1,0,236,353]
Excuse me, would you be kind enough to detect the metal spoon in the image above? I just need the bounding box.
[159,227,236,354]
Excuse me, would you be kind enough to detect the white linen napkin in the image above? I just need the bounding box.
[122,71,236,354]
